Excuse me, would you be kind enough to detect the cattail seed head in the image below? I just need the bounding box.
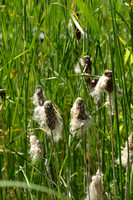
[29,135,43,162]
[33,85,44,106]
[33,100,63,142]
[85,169,103,200]
[44,101,58,131]
[90,70,122,105]
[70,97,91,136]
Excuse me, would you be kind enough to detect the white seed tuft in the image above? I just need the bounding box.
[29,135,42,162]
[70,97,91,136]
[85,169,103,200]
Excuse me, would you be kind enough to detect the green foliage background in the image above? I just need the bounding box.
[0,0,133,199]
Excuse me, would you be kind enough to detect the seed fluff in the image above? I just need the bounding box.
[85,169,103,200]
[29,135,43,162]
[70,97,91,136]
[90,70,122,113]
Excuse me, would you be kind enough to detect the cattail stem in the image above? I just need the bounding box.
[82,128,90,200]
[51,130,61,198]
[125,166,128,200]
[87,128,91,181]
[109,93,117,199]
[41,156,54,200]
[97,103,101,170]
[44,132,54,190]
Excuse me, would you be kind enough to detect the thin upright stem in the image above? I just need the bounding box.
[82,128,90,200]
[41,156,54,200]
[125,166,128,200]
[43,132,55,199]
[109,93,117,199]
[97,103,101,170]
[87,128,91,182]
[51,130,61,198]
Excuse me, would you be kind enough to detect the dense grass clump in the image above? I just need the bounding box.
[0,0,133,199]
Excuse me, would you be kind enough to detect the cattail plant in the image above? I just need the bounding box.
[91,70,122,198]
[33,85,45,106]
[33,85,53,191]
[70,97,91,199]
[85,169,103,200]
[33,100,63,196]
[29,135,54,200]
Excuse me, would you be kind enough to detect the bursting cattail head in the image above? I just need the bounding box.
[117,132,133,167]
[85,169,103,200]
[33,100,63,142]
[90,69,122,104]
[74,55,92,75]
[70,97,91,136]
[29,135,43,162]
[33,85,44,106]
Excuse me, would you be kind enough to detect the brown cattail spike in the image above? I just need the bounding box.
[44,101,57,131]
[76,97,87,121]
[104,70,113,93]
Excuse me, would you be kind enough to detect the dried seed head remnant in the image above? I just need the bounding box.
[33,85,44,106]
[70,97,91,136]
[29,135,43,162]
[75,55,92,75]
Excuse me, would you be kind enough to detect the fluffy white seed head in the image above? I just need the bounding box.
[91,70,122,108]
[33,101,63,142]
[85,169,103,200]
[33,85,45,106]
[70,97,91,136]
[29,135,42,162]
[90,70,111,103]
[117,132,133,167]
